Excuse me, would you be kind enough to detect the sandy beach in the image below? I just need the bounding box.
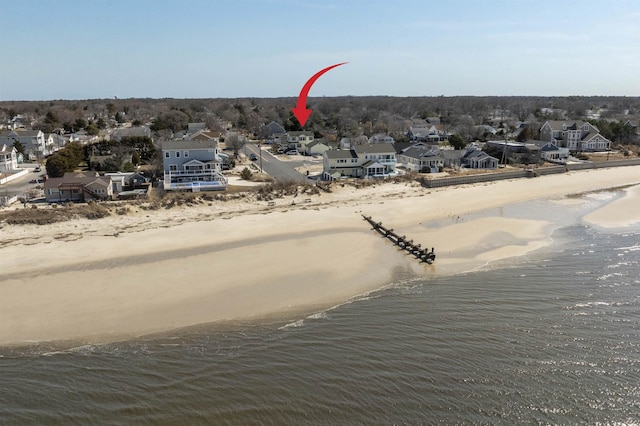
[2,166,640,346]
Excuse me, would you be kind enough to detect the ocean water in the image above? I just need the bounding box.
[1,225,639,425]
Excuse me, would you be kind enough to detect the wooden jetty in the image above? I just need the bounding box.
[362,215,436,264]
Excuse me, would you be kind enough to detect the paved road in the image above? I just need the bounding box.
[244,144,312,183]
[0,163,44,199]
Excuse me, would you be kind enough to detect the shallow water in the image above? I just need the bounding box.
[2,225,639,425]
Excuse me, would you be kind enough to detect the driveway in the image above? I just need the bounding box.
[244,144,311,183]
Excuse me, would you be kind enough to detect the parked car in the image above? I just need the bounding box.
[249,153,258,161]
[34,165,41,172]
[286,150,299,156]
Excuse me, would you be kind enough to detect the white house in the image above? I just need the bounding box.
[369,133,395,144]
[304,140,331,156]
[46,133,69,152]
[286,131,314,151]
[0,144,19,173]
[0,129,48,159]
[539,142,569,162]
[162,139,227,191]
[408,125,443,143]
[323,143,397,179]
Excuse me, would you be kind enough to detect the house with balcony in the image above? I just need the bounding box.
[0,129,49,160]
[408,125,446,143]
[397,145,444,173]
[162,139,227,191]
[43,172,113,203]
[323,143,397,179]
[0,144,19,173]
[540,120,611,151]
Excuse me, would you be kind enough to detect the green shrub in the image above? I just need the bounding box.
[240,167,253,180]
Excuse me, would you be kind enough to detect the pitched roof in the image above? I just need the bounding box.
[543,120,599,133]
[111,126,150,139]
[44,171,111,190]
[0,129,42,137]
[441,150,466,160]
[162,139,218,150]
[540,143,559,151]
[189,130,221,141]
[325,149,357,159]
[306,140,328,148]
[353,143,396,154]
[401,146,441,160]
[287,131,314,137]
[0,144,17,154]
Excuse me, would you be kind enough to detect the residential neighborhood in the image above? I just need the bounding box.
[1,96,640,206]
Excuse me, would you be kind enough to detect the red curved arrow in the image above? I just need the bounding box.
[291,62,348,127]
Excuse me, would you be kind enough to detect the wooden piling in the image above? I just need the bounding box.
[362,214,436,264]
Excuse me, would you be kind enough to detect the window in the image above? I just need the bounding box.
[184,151,189,157]
[170,165,177,171]
[176,151,181,158]
[165,152,170,158]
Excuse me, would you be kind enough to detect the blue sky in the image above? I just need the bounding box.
[1,0,639,100]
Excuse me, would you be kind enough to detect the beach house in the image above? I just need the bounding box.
[397,145,444,173]
[323,143,397,179]
[539,120,611,151]
[43,171,113,203]
[461,148,499,169]
[162,139,227,191]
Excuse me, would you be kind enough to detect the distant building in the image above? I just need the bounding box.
[111,126,152,141]
[265,121,286,136]
[369,133,395,144]
[0,129,49,160]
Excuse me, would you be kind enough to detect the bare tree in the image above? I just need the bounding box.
[225,132,245,157]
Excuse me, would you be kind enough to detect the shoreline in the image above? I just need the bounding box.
[2,166,640,346]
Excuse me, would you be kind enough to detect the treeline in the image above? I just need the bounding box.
[3,95,639,142]
[45,136,156,177]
